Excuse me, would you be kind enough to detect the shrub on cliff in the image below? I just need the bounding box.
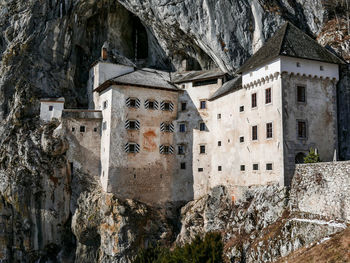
[304,148,321,163]
[134,232,223,263]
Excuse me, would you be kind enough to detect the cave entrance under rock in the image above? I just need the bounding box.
[131,15,148,61]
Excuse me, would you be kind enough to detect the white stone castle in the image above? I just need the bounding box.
[40,23,344,205]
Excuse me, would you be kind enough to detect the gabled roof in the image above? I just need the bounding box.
[209,76,242,101]
[94,69,179,93]
[173,68,225,84]
[237,22,345,74]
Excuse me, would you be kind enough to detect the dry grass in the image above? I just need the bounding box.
[276,227,350,263]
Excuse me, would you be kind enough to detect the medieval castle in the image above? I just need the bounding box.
[40,23,344,205]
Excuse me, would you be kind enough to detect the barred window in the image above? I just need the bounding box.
[265,88,272,104]
[252,126,258,141]
[266,122,273,139]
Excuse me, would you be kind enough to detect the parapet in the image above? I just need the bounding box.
[62,109,102,119]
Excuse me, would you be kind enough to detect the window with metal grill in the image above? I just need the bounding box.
[298,121,307,138]
[253,164,259,170]
[265,88,272,104]
[297,86,306,103]
[266,163,273,170]
[179,123,186,132]
[266,122,273,139]
[80,126,86,132]
[178,145,185,155]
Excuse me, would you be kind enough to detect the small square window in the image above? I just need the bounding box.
[198,168,204,172]
[164,123,171,132]
[129,121,136,130]
[252,125,258,141]
[320,66,324,71]
[129,144,136,153]
[217,114,221,119]
[240,165,245,171]
[266,123,273,139]
[240,136,244,143]
[103,100,108,109]
[148,101,155,109]
[200,100,206,109]
[253,164,259,170]
[80,126,86,132]
[251,93,257,108]
[240,106,244,112]
[181,102,187,111]
[129,99,136,107]
[163,102,170,111]
[199,122,205,131]
[266,163,273,170]
[94,127,98,132]
[180,162,186,170]
[218,141,222,146]
[200,145,206,154]
[163,146,170,154]
[178,145,185,155]
[179,123,186,132]
[218,166,222,171]
[49,105,53,111]
[296,62,301,67]
[71,127,75,132]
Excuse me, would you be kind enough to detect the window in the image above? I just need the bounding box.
[126,120,140,130]
[148,101,154,109]
[49,105,53,111]
[297,86,306,103]
[160,145,174,154]
[218,166,222,171]
[199,122,205,131]
[200,100,206,109]
[296,62,301,67]
[266,122,273,139]
[103,100,108,109]
[80,126,86,132]
[240,165,245,171]
[298,121,307,138]
[94,127,98,132]
[102,121,107,130]
[265,88,272,104]
[179,123,186,132]
[253,164,259,170]
[251,93,257,108]
[129,144,136,153]
[164,102,170,111]
[320,65,324,71]
[266,163,273,170]
[125,142,140,153]
[193,79,217,87]
[198,168,204,172]
[252,125,258,141]
[129,99,136,107]
[240,106,244,112]
[180,162,186,170]
[126,97,140,108]
[161,101,173,111]
[178,145,185,155]
[71,127,75,132]
[181,102,187,111]
[129,121,136,130]
[218,141,222,146]
[200,145,206,154]
[181,84,185,89]
[163,146,170,154]
[164,123,171,132]
[217,114,221,119]
[145,100,158,110]
[240,136,244,143]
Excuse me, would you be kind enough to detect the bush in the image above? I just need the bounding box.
[304,148,321,163]
[133,232,224,263]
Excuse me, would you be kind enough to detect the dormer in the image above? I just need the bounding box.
[40,97,65,122]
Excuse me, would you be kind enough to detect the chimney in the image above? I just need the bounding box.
[102,42,109,60]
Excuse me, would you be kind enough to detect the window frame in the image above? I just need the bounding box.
[179,123,186,133]
[218,141,222,147]
[266,163,273,171]
[296,85,306,103]
[198,168,204,172]
[297,120,307,139]
[253,163,259,171]
[199,145,206,154]
[48,105,54,111]
[251,93,257,108]
[178,145,185,155]
[218,166,222,172]
[240,136,245,143]
[266,122,273,139]
[129,143,136,153]
[265,88,272,104]
[252,125,258,141]
[199,122,206,131]
[199,100,207,110]
[148,101,155,110]
[240,165,245,172]
[239,106,244,112]
[80,126,86,133]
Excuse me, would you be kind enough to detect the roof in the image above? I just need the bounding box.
[237,22,345,74]
[173,68,225,84]
[94,69,179,93]
[209,76,242,101]
[40,97,65,103]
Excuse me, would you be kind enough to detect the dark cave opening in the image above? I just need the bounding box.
[131,15,148,61]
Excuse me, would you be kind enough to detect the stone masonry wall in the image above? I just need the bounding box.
[290,161,350,222]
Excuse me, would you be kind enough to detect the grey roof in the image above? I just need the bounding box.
[237,22,345,74]
[40,97,65,103]
[209,76,242,101]
[173,68,225,84]
[95,69,178,92]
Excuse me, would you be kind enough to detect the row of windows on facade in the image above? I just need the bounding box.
[71,126,99,133]
[240,163,273,171]
[249,62,325,77]
[235,86,306,113]
[125,143,206,155]
[123,120,205,132]
[102,98,175,111]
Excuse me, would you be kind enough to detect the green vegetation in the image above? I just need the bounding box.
[134,232,224,263]
[304,148,321,163]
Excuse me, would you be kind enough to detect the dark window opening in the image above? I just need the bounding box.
[164,123,171,132]
[129,99,137,107]
[266,163,273,170]
[218,141,222,146]
[265,88,272,104]
[218,166,222,171]
[198,168,204,172]
[70,162,73,175]
[266,123,273,139]
[129,144,136,153]
[193,78,218,87]
[49,105,53,111]
[199,122,205,131]
[251,93,257,108]
[72,127,75,132]
[178,145,185,155]
[240,136,244,143]
[200,145,206,154]
[181,102,187,111]
[164,102,170,111]
[180,162,186,170]
[103,100,108,109]
[253,164,259,170]
[298,121,307,138]
[217,114,221,119]
[252,126,258,140]
[129,121,136,130]
[179,123,186,132]
[102,121,107,130]
[240,106,244,112]
[240,165,245,171]
[200,100,206,109]
[297,86,306,103]
[163,146,170,154]
[132,15,148,60]
[94,127,98,132]
[80,126,86,132]
[148,101,154,109]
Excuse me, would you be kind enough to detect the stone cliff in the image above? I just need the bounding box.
[0,0,350,262]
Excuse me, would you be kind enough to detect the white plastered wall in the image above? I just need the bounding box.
[40,102,64,122]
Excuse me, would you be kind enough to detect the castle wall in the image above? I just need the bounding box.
[100,85,181,205]
[175,79,222,200]
[281,73,338,185]
[62,110,102,177]
[209,74,284,195]
[40,101,64,122]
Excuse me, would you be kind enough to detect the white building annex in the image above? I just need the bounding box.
[40,22,345,205]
